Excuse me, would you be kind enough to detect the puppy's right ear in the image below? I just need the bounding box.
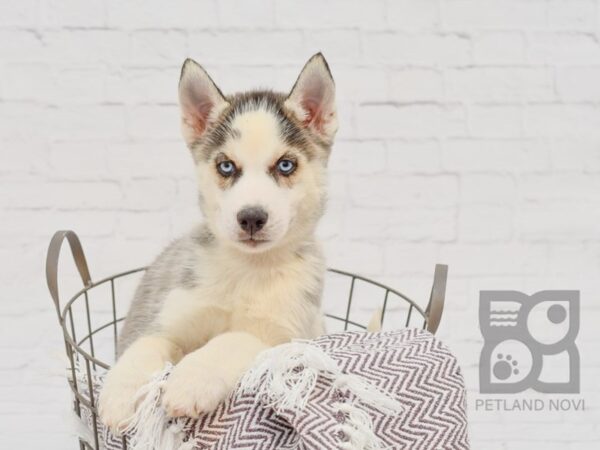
[179,58,229,148]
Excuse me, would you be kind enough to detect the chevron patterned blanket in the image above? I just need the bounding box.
[79,329,469,450]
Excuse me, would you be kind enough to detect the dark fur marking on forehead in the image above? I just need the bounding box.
[199,90,312,161]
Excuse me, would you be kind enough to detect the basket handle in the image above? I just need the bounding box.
[46,230,92,319]
[425,264,447,334]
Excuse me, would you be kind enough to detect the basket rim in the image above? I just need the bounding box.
[46,230,446,450]
[59,266,428,370]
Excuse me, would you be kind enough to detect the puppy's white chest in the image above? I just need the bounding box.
[158,244,322,350]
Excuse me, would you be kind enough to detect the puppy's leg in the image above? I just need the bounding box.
[99,335,183,433]
[162,331,268,417]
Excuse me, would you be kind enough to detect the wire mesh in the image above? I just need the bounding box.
[53,266,429,450]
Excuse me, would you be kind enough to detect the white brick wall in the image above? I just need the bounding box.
[1,0,599,448]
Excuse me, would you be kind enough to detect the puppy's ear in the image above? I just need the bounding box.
[285,53,338,142]
[179,58,229,148]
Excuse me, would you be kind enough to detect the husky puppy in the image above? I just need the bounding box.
[98,53,338,432]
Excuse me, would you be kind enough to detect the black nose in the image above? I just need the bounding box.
[237,207,268,235]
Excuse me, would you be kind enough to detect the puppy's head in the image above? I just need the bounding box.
[178,53,337,253]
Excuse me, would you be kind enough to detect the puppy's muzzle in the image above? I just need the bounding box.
[237,206,268,236]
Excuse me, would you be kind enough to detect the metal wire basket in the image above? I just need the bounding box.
[46,230,448,450]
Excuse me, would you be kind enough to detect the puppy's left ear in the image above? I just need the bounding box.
[179,58,229,148]
[285,53,338,143]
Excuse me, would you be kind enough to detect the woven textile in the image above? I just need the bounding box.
[78,328,469,450]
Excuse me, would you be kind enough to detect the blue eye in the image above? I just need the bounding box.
[277,159,296,175]
[217,160,236,177]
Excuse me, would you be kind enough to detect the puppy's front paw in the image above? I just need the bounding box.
[162,360,231,418]
[98,372,145,434]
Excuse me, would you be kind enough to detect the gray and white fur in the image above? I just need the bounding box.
[99,53,338,431]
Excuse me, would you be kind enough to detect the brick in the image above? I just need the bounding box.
[324,240,384,276]
[127,105,180,140]
[121,179,177,211]
[461,174,516,205]
[0,31,44,62]
[528,32,600,64]
[389,68,443,101]
[524,104,600,138]
[349,174,458,208]
[0,311,55,349]
[519,174,600,203]
[330,172,354,208]
[334,67,388,103]
[0,103,49,142]
[117,211,172,239]
[363,32,471,65]
[325,172,350,208]
[446,68,554,102]
[386,140,442,174]
[472,32,526,64]
[53,67,107,105]
[0,141,47,174]
[329,141,386,175]
[442,0,547,30]
[546,244,600,276]
[550,139,600,172]
[1,64,56,103]
[0,0,36,27]
[346,206,456,242]
[106,67,186,104]
[503,424,598,443]
[43,30,130,65]
[516,201,600,241]
[547,0,596,30]
[335,101,357,140]
[469,105,522,138]
[439,243,547,276]
[0,181,122,209]
[356,104,467,138]
[442,139,550,172]
[50,105,127,141]
[105,141,193,179]
[107,0,218,29]
[41,0,105,27]
[304,30,361,62]
[317,201,344,241]
[458,205,513,242]
[4,210,117,237]
[386,0,440,30]
[49,142,108,179]
[275,0,386,29]
[383,243,440,276]
[131,31,188,65]
[218,0,275,28]
[211,65,278,93]
[557,67,600,101]
[188,31,304,65]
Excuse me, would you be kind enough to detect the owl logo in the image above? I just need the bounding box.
[479,290,579,394]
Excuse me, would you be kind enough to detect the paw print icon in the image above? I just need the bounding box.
[479,290,579,394]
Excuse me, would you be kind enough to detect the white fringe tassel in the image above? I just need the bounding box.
[100,341,401,450]
[334,402,386,450]
[120,364,195,450]
[239,341,403,450]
